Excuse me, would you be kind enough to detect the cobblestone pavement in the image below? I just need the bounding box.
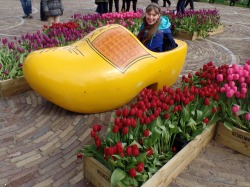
[0,0,250,187]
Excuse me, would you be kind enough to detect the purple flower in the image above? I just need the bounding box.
[3,70,9,75]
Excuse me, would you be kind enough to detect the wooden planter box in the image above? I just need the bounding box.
[215,122,250,157]
[175,25,224,41]
[0,76,31,98]
[83,125,215,187]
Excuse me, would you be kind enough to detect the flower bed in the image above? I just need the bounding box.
[189,58,250,156]
[80,59,250,186]
[166,9,222,39]
[83,125,215,187]
[80,62,221,186]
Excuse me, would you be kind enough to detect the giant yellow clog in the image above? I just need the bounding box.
[23,24,187,113]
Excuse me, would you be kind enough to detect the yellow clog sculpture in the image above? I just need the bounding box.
[23,24,187,113]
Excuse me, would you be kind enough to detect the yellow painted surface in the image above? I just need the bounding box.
[23,24,187,113]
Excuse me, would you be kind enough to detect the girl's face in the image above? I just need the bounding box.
[145,9,160,25]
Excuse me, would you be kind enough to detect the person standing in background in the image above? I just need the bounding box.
[42,0,64,26]
[126,0,137,12]
[121,0,126,11]
[162,0,171,7]
[40,0,47,21]
[176,0,185,14]
[20,0,32,18]
[151,0,158,3]
[109,0,119,12]
[95,0,109,15]
[185,0,194,10]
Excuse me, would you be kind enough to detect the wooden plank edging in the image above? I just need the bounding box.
[175,25,224,41]
[0,76,31,98]
[215,123,250,157]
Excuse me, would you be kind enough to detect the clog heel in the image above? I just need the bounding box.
[23,24,187,113]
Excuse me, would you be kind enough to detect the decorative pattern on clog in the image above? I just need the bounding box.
[91,26,153,73]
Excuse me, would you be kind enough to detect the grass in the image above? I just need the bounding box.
[199,0,250,8]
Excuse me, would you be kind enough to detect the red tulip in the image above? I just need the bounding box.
[112,125,119,133]
[77,153,83,159]
[136,162,144,173]
[146,148,154,156]
[92,124,101,132]
[126,146,132,156]
[122,127,129,135]
[143,129,150,137]
[129,168,137,178]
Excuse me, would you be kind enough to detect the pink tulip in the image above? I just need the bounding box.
[244,64,250,72]
[216,74,223,82]
[227,74,233,81]
[240,93,246,99]
[232,106,240,114]
[232,86,237,93]
[235,91,241,98]
[232,64,239,73]
[229,81,235,87]
[243,70,249,77]
[246,58,250,65]
[220,87,226,93]
[245,113,250,120]
[241,83,247,88]
[233,74,239,80]
[227,68,234,75]
[238,77,245,83]
[226,89,234,98]
[241,87,247,94]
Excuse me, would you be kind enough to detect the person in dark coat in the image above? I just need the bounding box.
[185,0,194,10]
[109,0,119,12]
[176,0,185,14]
[42,0,64,26]
[95,0,108,15]
[40,0,47,21]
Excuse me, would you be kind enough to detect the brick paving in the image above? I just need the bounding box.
[0,0,250,187]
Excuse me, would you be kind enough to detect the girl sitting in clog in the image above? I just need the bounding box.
[137,3,176,52]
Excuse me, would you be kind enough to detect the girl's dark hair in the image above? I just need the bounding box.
[141,3,161,45]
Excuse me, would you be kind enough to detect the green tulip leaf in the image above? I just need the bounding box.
[137,152,147,162]
[117,181,127,187]
[130,140,143,149]
[121,176,133,186]
[110,168,127,187]
[136,174,148,182]
[169,124,175,128]
[150,127,162,145]
[224,121,234,131]
[196,110,203,121]
[237,110,248,116]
